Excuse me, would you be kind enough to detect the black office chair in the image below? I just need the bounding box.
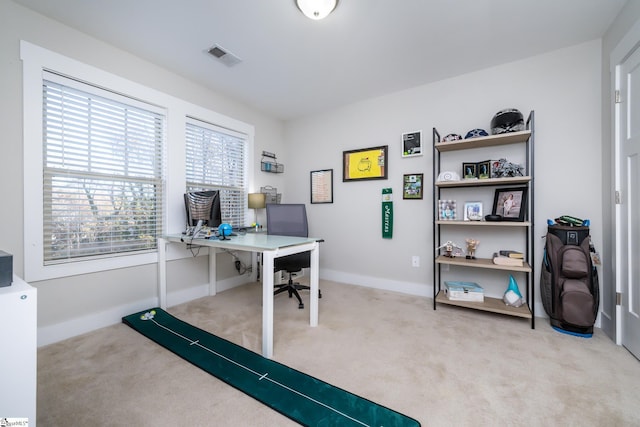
[266,203,321,309]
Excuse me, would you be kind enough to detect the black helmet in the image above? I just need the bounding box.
[491,109,524,135]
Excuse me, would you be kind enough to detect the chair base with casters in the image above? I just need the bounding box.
[274,271,322,309]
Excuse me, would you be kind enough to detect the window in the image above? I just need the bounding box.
[185,119,247,228]
[22,41,254,281]
[42,73,164,263]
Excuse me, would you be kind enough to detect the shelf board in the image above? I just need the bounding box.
[436,290,532,319]
[435,130,531,152]
[436,255,532,272]
[435,220,531,227]
[436,176,530,188]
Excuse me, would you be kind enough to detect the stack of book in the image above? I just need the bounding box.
[492,250,524,267]
[444,281,484,302]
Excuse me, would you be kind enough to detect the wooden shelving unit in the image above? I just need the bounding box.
[432,111,535,328]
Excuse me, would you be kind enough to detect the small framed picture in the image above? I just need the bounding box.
[462,162,477,179]
[310,169,333,204]
[477,160,491,179]
[464,201,483,221]
[402,131,422,157]
[438,200,457,220]
[492,187,528,221]
[402,173,423,199]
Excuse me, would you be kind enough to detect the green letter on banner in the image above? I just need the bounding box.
[382,188,393,239]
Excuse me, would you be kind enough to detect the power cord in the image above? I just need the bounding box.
[222,249,251,275]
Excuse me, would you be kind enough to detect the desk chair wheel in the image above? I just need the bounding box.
[299,290,322,309]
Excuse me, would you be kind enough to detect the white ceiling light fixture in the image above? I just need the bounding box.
[295,0,338,20]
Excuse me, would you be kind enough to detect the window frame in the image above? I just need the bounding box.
[185,117,249,228]
[42,72,166,264]
[21,41,254,282]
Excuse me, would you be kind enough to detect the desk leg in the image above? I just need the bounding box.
[310,242,319,327]
[208,248,217,297]
[157,238,167,309]
[261,251,274,359]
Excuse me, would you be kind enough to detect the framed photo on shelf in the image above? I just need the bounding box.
[462,162,477,179]
[463,201,483,221]
[492,187,528,221]
[438,200,457,220]
[310,169,333,204]
[343,145,388,181]
[402,173,423,199]
[402,131,422,157]
[477,160,491,179]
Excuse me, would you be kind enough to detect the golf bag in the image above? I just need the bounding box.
[540,223,599,336]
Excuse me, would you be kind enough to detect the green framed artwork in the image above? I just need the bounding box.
[403,173,423,199]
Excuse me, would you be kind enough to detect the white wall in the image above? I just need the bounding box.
[0,1,285,345]
[285,40,604,319]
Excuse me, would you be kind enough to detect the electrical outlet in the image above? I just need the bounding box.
[412,256,420,267]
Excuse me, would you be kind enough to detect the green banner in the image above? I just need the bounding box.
[382,188,393,239]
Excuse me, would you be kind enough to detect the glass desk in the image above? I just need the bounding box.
[157,233,320,359]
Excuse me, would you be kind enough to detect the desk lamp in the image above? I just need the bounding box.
[248,192,266,230]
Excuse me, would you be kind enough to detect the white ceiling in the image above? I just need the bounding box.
[13,0,627,120]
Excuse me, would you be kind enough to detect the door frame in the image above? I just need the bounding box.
[610,19,640,345]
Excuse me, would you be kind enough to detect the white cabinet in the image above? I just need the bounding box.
[0,276,37,424]
[432,111,535,328]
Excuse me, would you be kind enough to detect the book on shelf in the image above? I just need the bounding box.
[444,281,484,302]
[498,250,524,259]
[492,253,524,267]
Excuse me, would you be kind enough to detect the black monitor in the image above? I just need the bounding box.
[184,190,222,228]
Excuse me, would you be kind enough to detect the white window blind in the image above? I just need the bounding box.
[185,119,247,228]
[43,74,164,263]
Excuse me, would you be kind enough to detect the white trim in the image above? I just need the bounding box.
[609,20,640,345]
[20,41,254,282]
[320,268,431,297]
[37,275,250,347]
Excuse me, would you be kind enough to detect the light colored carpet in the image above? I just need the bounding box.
[38,280,640,426]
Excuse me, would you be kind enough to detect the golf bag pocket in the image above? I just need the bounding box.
[561,279,595,327]
[560,247,589,279]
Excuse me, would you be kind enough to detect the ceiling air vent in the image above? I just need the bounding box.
[207,44,242,67]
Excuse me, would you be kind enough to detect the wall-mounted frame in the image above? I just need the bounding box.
[343,145,388,181]
[492,187,528,221]
[402,130,422,157]
[464,201,483,221]
[403,173,423,199]
[310,169,333,204]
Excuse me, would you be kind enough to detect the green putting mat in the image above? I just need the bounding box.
[123,308,421,427]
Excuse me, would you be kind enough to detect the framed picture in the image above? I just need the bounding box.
[402,131,422,157]
[438,200,457,220]
[492,187,528,221]
[402,173,423,199]
[477,160,491,179]
[464,201,483,221]
[310,169,333,204]
[462,162,477,179]
[343,145,388,181]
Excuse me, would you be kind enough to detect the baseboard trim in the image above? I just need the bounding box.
[37,275,249,347]
[320,269,430,297]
